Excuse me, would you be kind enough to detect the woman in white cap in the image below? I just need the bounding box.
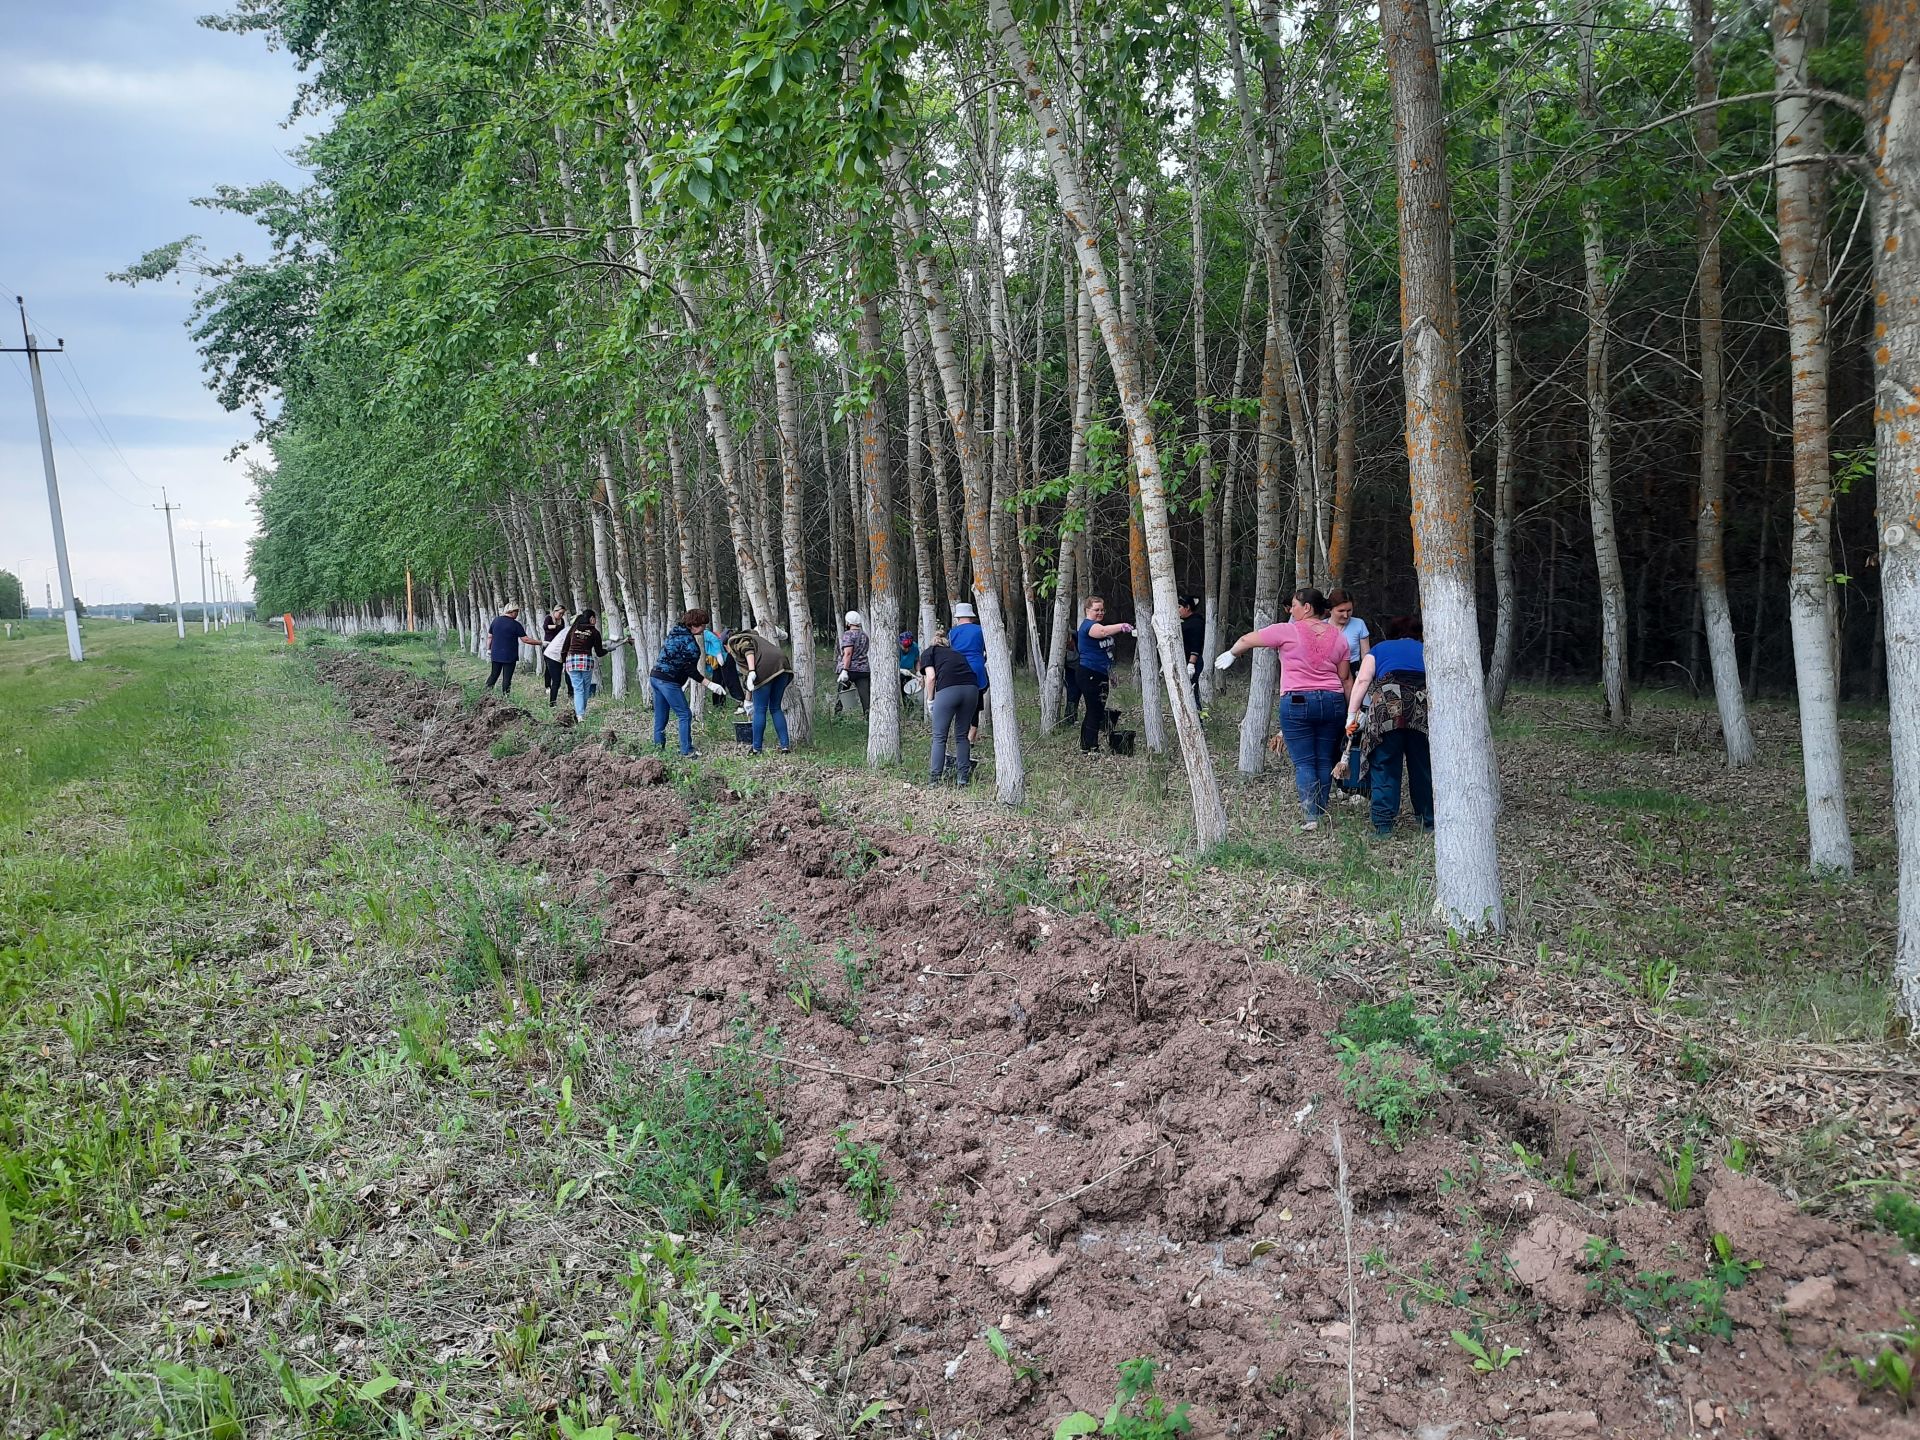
[838,610,872,716]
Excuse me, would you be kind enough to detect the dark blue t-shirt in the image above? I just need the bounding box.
[1369,639,1425,676]
[1076,618,1114,675]
[487,615,527,662]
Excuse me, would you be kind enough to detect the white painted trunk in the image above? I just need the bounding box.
[1239,316,1285,774]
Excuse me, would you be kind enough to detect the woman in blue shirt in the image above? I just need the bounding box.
[1342,615,1430,837]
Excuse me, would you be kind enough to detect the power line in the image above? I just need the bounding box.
[49,352,161,494]
[4,352,144,509]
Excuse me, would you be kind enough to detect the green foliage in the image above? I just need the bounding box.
[1052,1358,1192,1440]
[1333,996,1502,1074]
[1335,1041,1440,1148]
[1449,1330,1523,1372]
[1874,1190,1920,1253]
[601,1033,785,1230]
[1582,1234,1757,1345]
[0,570,24,621]
[1663,1143,1698,1211]
[1853,1321,1919,1410]
[834,1127,893,1224]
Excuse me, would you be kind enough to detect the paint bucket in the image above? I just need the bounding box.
[1108,729,1136,756]
[733,721,753,744]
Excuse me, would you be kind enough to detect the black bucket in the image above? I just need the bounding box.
[1108,729,1136,756]
[733,721,754,744]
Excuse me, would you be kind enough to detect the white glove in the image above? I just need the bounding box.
[704,680,726,696]
[1215,651,1237,670]
[837,669,849,684]
[745,670,757,692]
[1120,623,1136,635]
[1187,662,1196,678]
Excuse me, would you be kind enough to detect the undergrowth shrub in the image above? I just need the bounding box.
[1330,997,1501,1147]
[601,1030,785,1230]
[1874,1190,1920,1253]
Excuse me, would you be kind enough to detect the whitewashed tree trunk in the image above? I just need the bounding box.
[902,326,940,655]
[1776,0,1854,871]
[1864,0,1920,1020]
[1380,0,1506,932]
[1239,315,1286,774]
[991,0,1228,846]
[1693,0,1758,766]
[857,291,902,766]
[1190,71,1219,708]
[1042,246,1097,732]
[587,493,627,702]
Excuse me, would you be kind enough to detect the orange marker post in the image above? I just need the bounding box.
[283,613,296,645]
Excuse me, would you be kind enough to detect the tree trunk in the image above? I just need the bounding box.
[1040,251,1094,733]
[587,488,627,701]
[903,321,940,651]
[1487,94,1521,712]
[750,208,818,743]
[1239,313,1286,774]
[992,0,1227,846]
[1215,262,1260,677]
[856,291,902,766]
[1578,0,1632,728]
[1691,0,1759,765]
[1191,72,1219,708]
[1380,0,1507,931]
[1776,0,1854,872]
[1865,0,1920,1018]
[893,157,1029,806]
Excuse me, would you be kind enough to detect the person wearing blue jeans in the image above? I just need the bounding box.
[1343,618,1432,836]
[1277,688,1346,821]
[648,608,721,756]
[724,628,794,755]
[553,608,631,722]
[1216,588,1353,829]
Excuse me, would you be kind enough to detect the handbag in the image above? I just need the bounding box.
[542,626,573,662]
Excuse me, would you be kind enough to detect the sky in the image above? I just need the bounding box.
[1,0,321,608]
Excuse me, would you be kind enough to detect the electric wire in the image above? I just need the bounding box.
[5,352,146,509]
[50,352,162,495]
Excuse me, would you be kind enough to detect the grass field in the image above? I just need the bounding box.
[0,623,846,1438]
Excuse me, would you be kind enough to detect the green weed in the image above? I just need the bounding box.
[1874,1190,1920,1252]
[835,1127,894,1224]
[1852,1320,1919,1410]
[1053,1357,1192,1440]
[1450,1330,1523,1372]
[1335,1042,1440,1148]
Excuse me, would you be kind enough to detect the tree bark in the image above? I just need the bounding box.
[1578,0,1632,728]
[1380,0,1507,931]
[893,157,1030,806]
[1776,0,1854,872]
[1691,0,1758,766]
[991,0,1227,846]
[1864,0,1920,1020]
[856,291,902,766]
[1488,94,1521,711]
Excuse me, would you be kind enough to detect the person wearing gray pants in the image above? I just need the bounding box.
[919,633,982,785]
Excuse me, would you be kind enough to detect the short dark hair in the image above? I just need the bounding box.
[1292,587,1330,618]
[1178,594,1200,610]
[576,608,597,624]
[1327,588,1357,609]
[1384,614,1423,642]
[681,608,710,630]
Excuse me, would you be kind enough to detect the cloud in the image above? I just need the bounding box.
[12,58,296,130]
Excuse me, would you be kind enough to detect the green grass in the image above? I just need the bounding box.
[0,624,862,1438]
[1569,786,1709,818]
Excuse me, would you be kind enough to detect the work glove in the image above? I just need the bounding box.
[1119,623,1136,635]
[837,669,849,684]
[704,680,726,697]
[745,670,757,692]
[1214,651,1237,670]
[1186,662,1196,679]
[1345,717,1360,736]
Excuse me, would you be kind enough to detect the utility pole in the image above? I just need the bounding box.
[6,299,82,661]
[154,488,185,640]
[195,534,211,633]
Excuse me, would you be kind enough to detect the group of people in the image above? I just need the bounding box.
[482,583,1431,835]
[1216,586,1431,837]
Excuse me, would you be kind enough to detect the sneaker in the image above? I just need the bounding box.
[682,749,703,759]
[778,747,792,755]
[1299,819,1320,833]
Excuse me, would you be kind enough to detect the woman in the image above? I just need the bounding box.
[1343,615,1432,837]
[919,628,980,785]
[1215,587,1353,830]
[1327,589,1372,668]
[650,608,720,757]
[540,606,568,709]
[555,608,633,722]
[725,627,793,755]
[838,610,872,716]
[703,622,746,713]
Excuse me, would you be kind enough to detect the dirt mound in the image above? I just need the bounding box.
[316,651,1920,1439]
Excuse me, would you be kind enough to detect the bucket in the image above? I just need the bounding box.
[733,721,754,744]
[1108,729,1136,756]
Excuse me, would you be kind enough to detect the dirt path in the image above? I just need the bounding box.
[319,651,1920,1439]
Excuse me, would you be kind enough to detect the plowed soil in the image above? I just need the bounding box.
[318,650,1920,1440]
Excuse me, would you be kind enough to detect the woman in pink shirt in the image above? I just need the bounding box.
[1215,587,1353,829]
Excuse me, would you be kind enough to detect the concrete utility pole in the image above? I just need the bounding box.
[6,299,82,661]
[195,534,211,633]
[154,489,185,640]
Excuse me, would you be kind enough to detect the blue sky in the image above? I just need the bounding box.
[1,0,321,606]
